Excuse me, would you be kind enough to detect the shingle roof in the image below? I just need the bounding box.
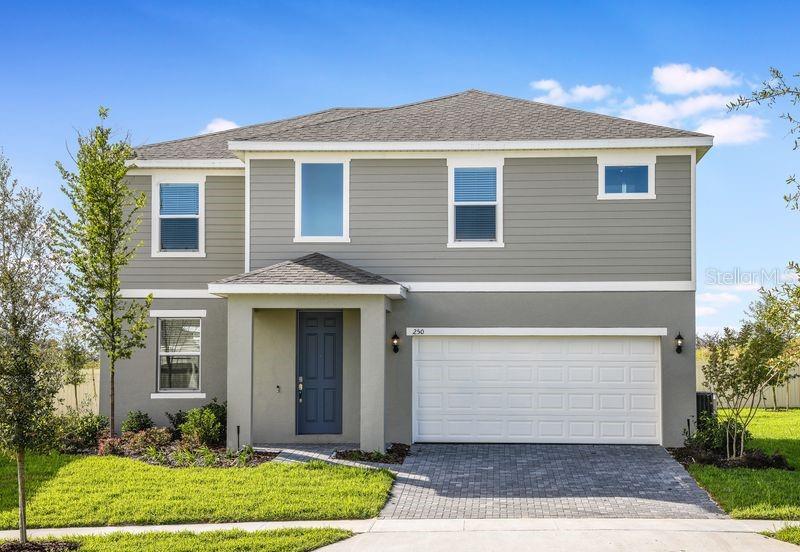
[134,107,381,160]
[214,253,398,286]
[134,90,709,160]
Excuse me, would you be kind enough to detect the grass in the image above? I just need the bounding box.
[0,454,393,529]
[688,409,800,519]
[2,529,351,552]
[764,526,800,546]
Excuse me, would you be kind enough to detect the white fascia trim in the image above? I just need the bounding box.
[127,159,244,169]
[149,309,207,318]
[401,281,695,292]
[293,156,351,243]
[120,289,219,299]
[406,327,669,337]
[244,153,251,272]
[228,137,713,152]
[151,172,206,258]
[596,152,657,200]
[208,283,407,299]
[150,392,207,399]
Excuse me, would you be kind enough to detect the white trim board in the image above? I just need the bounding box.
[121,289,220,299]
[149,309,207,318]
[406,327,669,337]
[150,392,206,400]
[400,281,695,292]
[208,283,407,299]
[229,137,712,152]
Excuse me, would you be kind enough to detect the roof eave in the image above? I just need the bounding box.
[125,159,245,169]
[228,137,713,153]
[208,283,407,300]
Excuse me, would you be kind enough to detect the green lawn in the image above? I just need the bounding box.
[0,454,393,529]
[765,526,800,546]
[688,409,800,519]
[3,528,351,552]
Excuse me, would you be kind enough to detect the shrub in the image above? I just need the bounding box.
[53,410,109,453]
[121,427,173,454]
[121,410,154,433]
[685,412,752,455]
[165,409,188,438]
[180,408,223,447]
[97,436,124,456]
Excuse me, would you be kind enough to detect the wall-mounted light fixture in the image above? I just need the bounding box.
[391,332,400,353]
[674,332,684,354]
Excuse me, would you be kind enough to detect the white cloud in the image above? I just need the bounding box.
[652,63,740,95]
[531,79,614,106]
[697,292,741,305]
[696,306,718,317]
[696,114,768,144]
[201,117,239,134]
[621,93,733,126]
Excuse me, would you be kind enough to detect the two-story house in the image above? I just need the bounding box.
[106,90,712,452]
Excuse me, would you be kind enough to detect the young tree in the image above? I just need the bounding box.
[0,154,64,543]
[62,329,90,410]
[702,323,789,458]
[56,108,151,434]
[729,68,799,208]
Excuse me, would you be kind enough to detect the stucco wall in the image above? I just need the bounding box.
[385,290,696,448]
[251,308,361,444]
[99,298,227,432]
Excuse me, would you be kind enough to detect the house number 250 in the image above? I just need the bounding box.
[411,328,425,335]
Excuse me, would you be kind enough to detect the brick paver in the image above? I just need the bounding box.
[258,442,725,519]
[379,444,725,519]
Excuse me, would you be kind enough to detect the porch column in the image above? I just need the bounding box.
[360,296,387,452]
[226,297,253,450]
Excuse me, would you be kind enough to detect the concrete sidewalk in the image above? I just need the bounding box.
[0,518,796,550]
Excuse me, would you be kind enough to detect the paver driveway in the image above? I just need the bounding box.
[379,444,725,519]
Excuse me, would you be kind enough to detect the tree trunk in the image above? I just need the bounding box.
[74,383,79,410]
[110,360,116,436]
[16,449,27,544]
[92,364,97,398]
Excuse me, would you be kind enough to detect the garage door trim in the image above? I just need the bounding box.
[410,328,664,445]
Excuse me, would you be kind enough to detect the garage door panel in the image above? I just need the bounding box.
[413,335,661,444]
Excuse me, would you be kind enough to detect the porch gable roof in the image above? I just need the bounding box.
[208,253,406,299]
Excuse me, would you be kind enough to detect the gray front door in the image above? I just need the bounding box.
[297,311,343,434]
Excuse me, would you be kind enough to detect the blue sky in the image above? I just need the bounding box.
[2,0,798,333]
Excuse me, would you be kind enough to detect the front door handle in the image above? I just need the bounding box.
[297,381,303,403]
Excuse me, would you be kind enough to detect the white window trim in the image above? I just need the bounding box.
[150,392,207,400]
[151,173,206,257]
[155,315,202,394]
[447,157,504,248]
[597,153,656,200]
[293,157,350,243]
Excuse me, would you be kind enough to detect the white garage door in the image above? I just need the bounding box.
[412,334,662,444]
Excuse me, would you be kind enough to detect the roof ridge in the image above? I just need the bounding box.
[249,90,476,140]
[467,89,710,138]
[135,107,382,150]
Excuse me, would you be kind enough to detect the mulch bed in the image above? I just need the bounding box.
[0,542,78,551]
[669,446,792,470]
[334,443,410,464]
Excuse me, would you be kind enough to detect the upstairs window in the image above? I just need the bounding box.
[152,176,205,257]
[448,161,504,248]
[597,155,656,200]
[294,161,350,242]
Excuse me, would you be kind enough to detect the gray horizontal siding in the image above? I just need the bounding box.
[122,175,245,288]
[249,156,691,281]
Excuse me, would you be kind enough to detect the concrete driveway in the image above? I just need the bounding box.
[379,444,725,519]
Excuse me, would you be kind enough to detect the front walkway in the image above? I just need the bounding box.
[261,443,725,519]
[1,519,794,552]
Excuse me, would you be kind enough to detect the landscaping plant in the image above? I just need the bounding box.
[54,410,109,453]
[55,107,151,435]
[702,322,790,459]
[0,154,64,544]
[60,329,90,411]
[120,410,154,433]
